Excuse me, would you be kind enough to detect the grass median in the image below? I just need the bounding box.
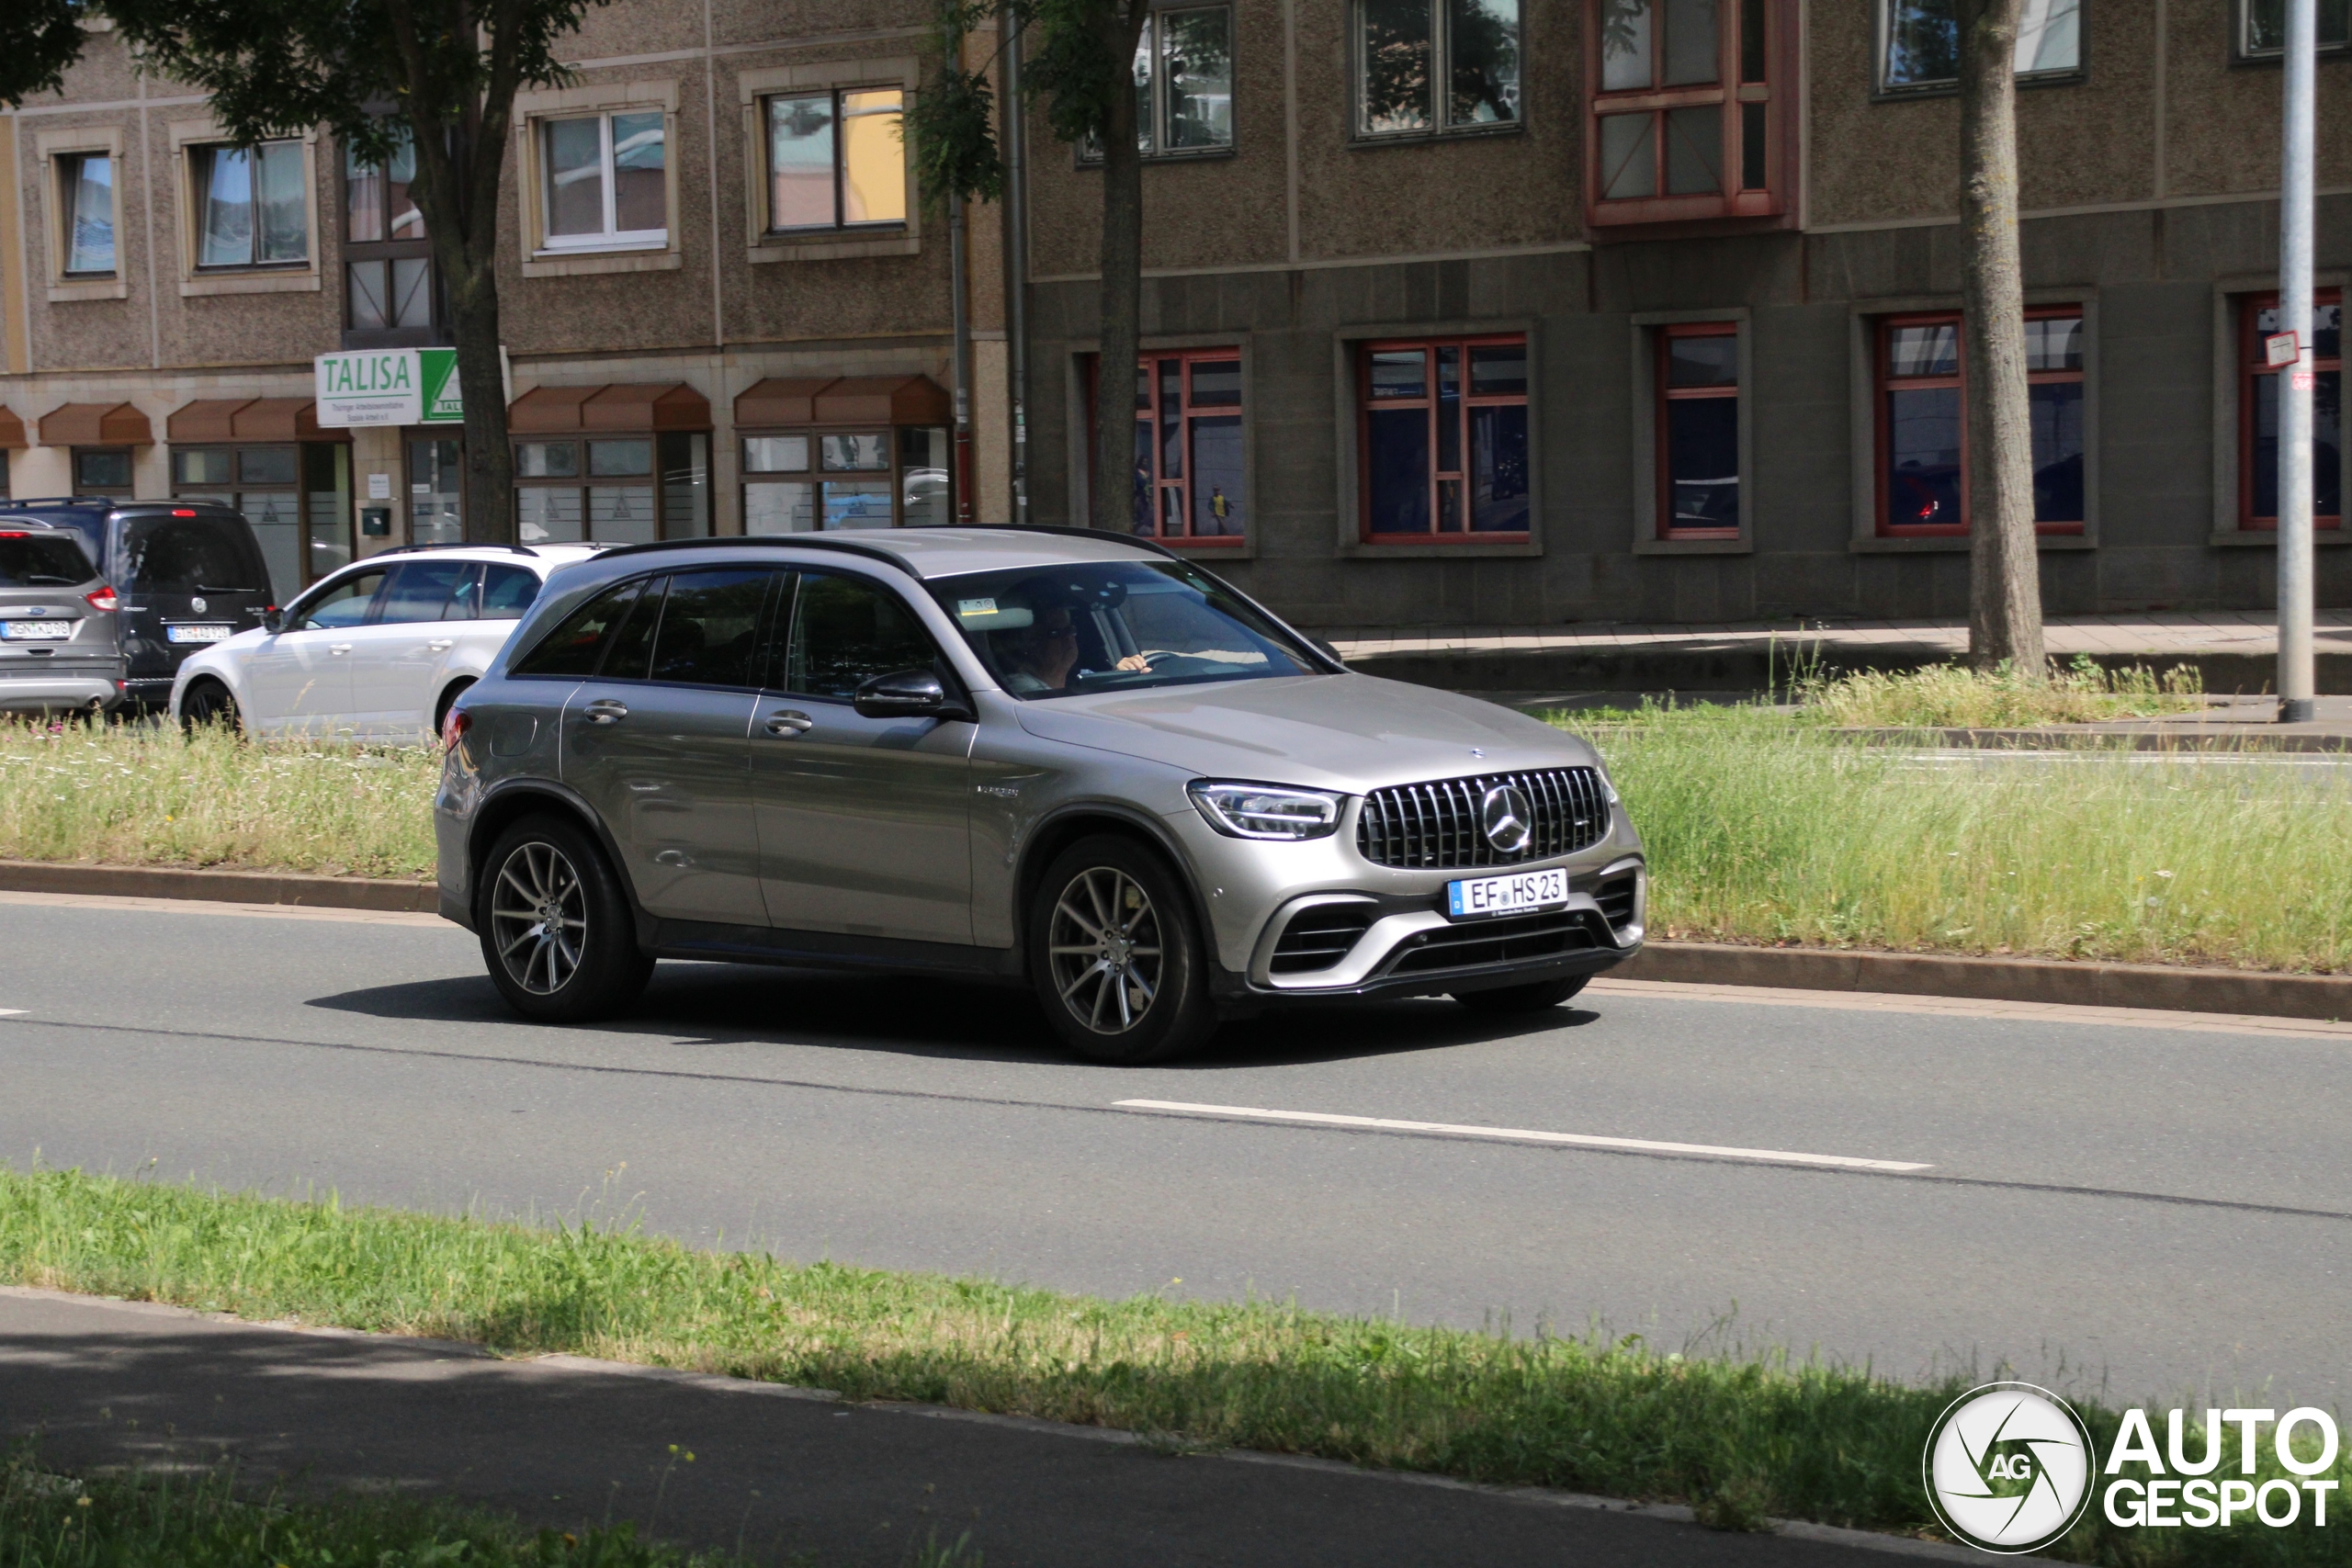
[3,1167,2344,1565]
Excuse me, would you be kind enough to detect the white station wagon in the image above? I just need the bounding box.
[170,543,601,739]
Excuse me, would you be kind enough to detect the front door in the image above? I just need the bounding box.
[243,565,382,736]
[559,568,777,925]
[752,569,974,942]
[344,557,471,738]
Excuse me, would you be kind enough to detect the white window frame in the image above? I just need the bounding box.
[36,126,128,302]
[537,110,668,254]
[514,80,683,278]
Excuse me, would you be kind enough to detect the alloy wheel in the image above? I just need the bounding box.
[490,840,588,996]
[1047,865,1164,1034]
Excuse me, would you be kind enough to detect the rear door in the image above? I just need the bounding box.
[116,512,272,700]
[242,567,383,735]
[344,558,474,739]
[559,568,781,925]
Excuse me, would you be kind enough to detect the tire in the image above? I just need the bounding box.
[1451,976,1590,1014]
[180,680,241,737]
[1029,834,1216,1064]
[476,813,653,1023]
[433,678,476,740]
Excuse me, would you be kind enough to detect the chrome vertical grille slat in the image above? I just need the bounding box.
[1354,767,1611,870]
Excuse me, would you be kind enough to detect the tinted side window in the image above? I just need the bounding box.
[649,569,775,687]
[511,580,640,677]
[299,570,387,630]
[783,572,938,699]
[478,564,541,620]
[377,559,472,625]
[124,517,262,592]
[598,575,668,682]
[0,536,96,586]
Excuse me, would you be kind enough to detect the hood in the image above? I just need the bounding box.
[1012,673,1600,792]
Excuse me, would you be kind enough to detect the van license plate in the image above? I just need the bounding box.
[2,622,73,640]
[166,625,232,644]
[1446,867,1568,919]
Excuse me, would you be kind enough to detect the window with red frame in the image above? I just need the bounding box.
[1588,0,1783,226]
[1876,309,2085,536]
[2240,290,2343,530]
[1360,335,1530,538]
[1086,350,1246,543]
[1657,322,1739,537]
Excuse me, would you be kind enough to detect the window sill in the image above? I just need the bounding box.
[48,276,127,302]
[1870,70,2088,103]
[522,246,684,279]
[1634,534,1751,556]
[1076,145,1239,168]
[1852,533,2097,553]
[2210,528,2352,546]
[750,230,919,265]
[1340,536,1541,559]
[1347,122,1523,151]
[180,266,320,298]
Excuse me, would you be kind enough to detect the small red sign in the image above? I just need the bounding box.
[2293,370,2319,391]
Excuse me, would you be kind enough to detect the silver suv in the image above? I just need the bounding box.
[435,528,1645,1062]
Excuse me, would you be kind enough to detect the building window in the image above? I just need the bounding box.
[538,111,666,251]
[345,129,435,341]
[1084,6,1236,157]
[1880,0,2083,91]
[1589,0,1780,224]
[1657,322,1739,537]
[74,448,134,499]
[2237,0,2349,56]
[1356,0,1518,137]
[2241,291,2344,531]
[190,141,308,269]
[741,427,949,533]
[58,153,116,276]
[1358,335,1529,539]
[1875,308,2085,536]
[765,89,909,231]
[515,433,708,543]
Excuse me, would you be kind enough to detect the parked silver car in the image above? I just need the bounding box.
[435,528,1645,1061]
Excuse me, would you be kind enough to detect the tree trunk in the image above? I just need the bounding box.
[1958,0,2044,676]
[1089,1,1150,533]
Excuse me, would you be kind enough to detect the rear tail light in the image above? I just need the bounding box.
[85,585,119,612]
[441,706,471,750]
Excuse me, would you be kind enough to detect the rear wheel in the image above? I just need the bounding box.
[180,680,241,737]
[477,814,652,1022]
[1029,835,1216,1064]
[1452,976,1590,1014]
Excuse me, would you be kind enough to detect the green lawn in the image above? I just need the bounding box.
[3,1168,2344,1566]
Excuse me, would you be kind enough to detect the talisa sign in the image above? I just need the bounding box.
[314,348,465,427]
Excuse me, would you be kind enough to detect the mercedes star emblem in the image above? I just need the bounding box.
[1479,784,1534,853]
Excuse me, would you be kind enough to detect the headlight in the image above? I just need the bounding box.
[1187,780,1345,840]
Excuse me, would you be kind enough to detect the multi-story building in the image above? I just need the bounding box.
[2,1,2346,629]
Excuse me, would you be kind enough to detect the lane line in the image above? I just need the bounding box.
[1112,1099,1932,1171]
[5,1015,2349,1222]
[1588,977,2352,1043]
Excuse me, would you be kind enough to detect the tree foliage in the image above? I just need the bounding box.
[0,0,85,109]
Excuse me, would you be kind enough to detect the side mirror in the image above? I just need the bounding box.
[258,607,285,634]
[1310,638,1348,671]
[854,668,968,721]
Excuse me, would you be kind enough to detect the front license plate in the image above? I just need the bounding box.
[2,621,74,641]
[1447,867,1568,919]
[166,625,232,644]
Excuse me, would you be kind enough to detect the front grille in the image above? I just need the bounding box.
[1385,909,1603,976]
[1356,768,1610,870]
[1595,871,1639,933]
[1269,903,1378,975]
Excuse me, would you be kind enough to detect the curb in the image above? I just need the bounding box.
[0,859,438,913]
[1615,941,2352,1022]
[5,859,2343,1024]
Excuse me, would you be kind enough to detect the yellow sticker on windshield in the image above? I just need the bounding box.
[956,598,998,617]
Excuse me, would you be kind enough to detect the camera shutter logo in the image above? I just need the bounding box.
[1924,1382,2097,1553]
[1479,784,1533,852]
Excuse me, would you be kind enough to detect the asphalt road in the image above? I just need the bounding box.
[2,892,2346,1416]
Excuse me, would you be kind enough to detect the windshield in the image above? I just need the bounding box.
[0,534,97,587]
[931,559,1325,700]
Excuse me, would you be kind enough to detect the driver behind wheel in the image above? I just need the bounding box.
[992,599,1148,694]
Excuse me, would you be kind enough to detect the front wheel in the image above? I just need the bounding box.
[477,814,652,1022]
[179,679,241,737]
[1452,976,1589,1014]
[1029,835,1216,1064]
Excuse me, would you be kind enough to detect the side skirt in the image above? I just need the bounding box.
[648,919,1026,986]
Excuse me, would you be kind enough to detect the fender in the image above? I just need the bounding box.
[464,775,655,943]
[1010,797,1215,968]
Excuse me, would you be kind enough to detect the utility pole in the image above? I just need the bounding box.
[2277,0,2318,722]
[949,186,975,525]
[1004,11,1031,527]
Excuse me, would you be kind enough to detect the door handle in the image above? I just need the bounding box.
[583,698,628,725]
[329,643,353,655]
[427,638,454,652]
[764,708,814,737]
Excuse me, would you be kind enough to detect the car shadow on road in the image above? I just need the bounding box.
[308,961,1601,1071]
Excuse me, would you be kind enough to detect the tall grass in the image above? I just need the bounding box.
[1,1168,2342,1565]
[1799,658,2207,729]
[0,721,438,879]
[1595,716,2352,971]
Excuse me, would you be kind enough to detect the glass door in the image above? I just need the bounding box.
[408,435,463,545]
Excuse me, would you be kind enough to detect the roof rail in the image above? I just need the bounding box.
[1,497,114,510]
[368,541,544,558]
[953,523,1184,565]
[590,533,929,581]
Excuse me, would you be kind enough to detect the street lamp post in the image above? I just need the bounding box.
[2277,0,2318,723]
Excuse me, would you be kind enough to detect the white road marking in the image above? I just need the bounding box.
[1113,1099,1933,1172]
[0,1010,22,1017]
[1587,977,2352,1043]
[0,890,445,927]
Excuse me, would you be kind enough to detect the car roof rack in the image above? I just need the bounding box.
[953,524,1186,566]
[590,534,930,581]
[0,497,114,510]
[368,541,544,558]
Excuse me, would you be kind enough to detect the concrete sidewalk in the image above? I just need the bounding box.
[1323,612,2352,694]
[0,1288,1964,1567]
